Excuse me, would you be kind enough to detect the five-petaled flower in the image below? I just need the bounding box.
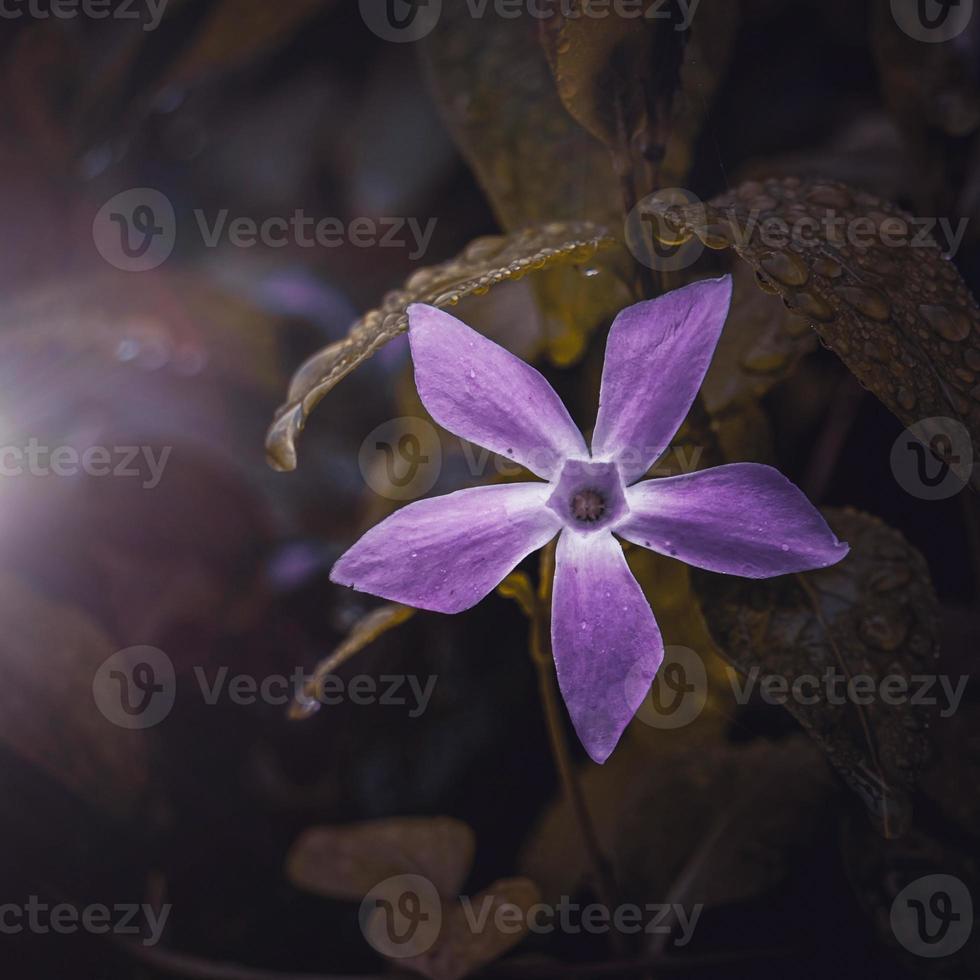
[331,276,849,763]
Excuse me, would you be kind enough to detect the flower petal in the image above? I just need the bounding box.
[619,463,849,577]
[331,483,560,613]
[551,530,663,764]
[591,276,733,484]
[408,304,587,480]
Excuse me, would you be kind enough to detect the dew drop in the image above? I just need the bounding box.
[760,251,809,287]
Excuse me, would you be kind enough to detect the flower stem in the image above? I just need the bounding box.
[530,544,627,958]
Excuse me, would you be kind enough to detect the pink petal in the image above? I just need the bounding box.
[591,277,733,484]
[408,304,587,480]
[330,483,560,613]
[551,530,663,764]
[619,463,849,577]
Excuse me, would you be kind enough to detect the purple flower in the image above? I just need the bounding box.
[331,276,848,763]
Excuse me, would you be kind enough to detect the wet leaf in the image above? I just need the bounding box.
[521,733,834,910]
[0,573,147,820]
[650,176,980,474]
[420,5,620,230]
[266,223,617,471]
[289,604,416,720]
[661,0,741,186]
[693,509,941,837]
[538,0,688,181]
[287,816,474,901]
[420,9,629,366]
[700,260,816,416]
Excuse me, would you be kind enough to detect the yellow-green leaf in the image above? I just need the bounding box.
[266,223,617,471]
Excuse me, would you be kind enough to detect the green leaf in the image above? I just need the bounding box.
[266,223,617,471]
[693,508,941,838]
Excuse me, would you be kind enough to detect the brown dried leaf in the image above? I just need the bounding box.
[266,223,617,471]
[650,176,980,472]
[693,509,940,837]
[538,0,687,173]
[289,604,416,720]
[420,11,629,366]
[287,816,475,902]
[420,5,620,230]
[661,0,741,186]
[406,878,542,980]
[0,573,147,820]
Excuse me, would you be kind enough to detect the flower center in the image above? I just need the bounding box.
[571,488,606,523]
